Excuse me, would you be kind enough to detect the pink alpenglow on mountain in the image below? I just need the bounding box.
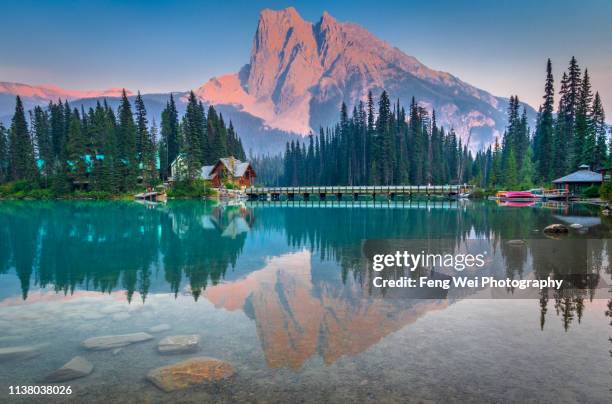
[0,82,132,101]
[196,7,521,149]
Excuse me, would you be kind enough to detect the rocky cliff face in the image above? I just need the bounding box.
[197,7,531,150]
[0,7,535,153]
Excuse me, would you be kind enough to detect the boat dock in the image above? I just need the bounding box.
[245,185,472,201]
[135,191,167,202]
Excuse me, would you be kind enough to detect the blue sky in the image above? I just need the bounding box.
[1,0,611,111]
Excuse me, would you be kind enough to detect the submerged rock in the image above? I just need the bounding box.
[506,239,525,246]
[43,356,93,382]
[543,224,569,234]
[149,324,171,333]
[147,357,234,392]
[157,335,200,355]
[82,332,153,351]
[0,344,46,362]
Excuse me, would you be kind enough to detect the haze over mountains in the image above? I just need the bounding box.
[0,7,536,155]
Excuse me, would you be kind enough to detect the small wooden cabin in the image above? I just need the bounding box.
[552,164,602,195]
[206,157,256,187]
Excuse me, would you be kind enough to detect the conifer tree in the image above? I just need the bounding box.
[0,123,8,182]
[8,96,37,181]
[160,94,180,178]
[134,91,148,165]
[182,91,204,179]
[31,105,53,178]
[534,59,555,181]
[592,92,608,168]
[117,90,137,190]
[575,69,593,167]
[142,119,158,187]
[66,108,87,185]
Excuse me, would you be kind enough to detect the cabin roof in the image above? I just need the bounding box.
[218,157,252,177]
[552,169,602,184]
[201,165,215,180]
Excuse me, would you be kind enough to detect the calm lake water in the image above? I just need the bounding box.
[0,200,610,403]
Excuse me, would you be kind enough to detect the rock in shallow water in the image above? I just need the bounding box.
[543,224,569,233]
[0,344,46,363]
[569,223,583,229]
[147,357,234,392]
[158,335,200,354]
[43,356,93,382]
[82,332,153,350]
[506,239,525,246]
[149,324,171,333]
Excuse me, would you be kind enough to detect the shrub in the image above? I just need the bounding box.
[26,188,54,199]
[167,179,212,198]
[599,182,612,201]
[468,188,486,199]
[582,184,600,198]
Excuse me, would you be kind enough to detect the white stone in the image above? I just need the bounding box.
[82,332,153,351]
[157,335,200,355]
[43,356,93,382]
[0,344,46,362]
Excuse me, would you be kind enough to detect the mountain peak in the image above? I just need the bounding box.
[197,8,531,150]
[319,11,337,25]
[258,6,305,25]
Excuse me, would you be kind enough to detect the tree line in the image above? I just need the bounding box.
[280,57,609,189]
[282,91,471,186]
[0,90,246,193]
[473,57,608,189]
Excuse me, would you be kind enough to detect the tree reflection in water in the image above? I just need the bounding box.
[0,200,609,336]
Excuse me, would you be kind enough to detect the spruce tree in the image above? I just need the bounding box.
[142,120,158,187]
[160,94,180,178]
[0,123,8,182]
[534,59,555,181]
[134,91,148,165]
[66,108,87,186]
[31,105,53,179]
[8,96,37,181]
[116,90,137,190]
[182,91,204,179]
[575,69,593,167]
[592,92,608,168]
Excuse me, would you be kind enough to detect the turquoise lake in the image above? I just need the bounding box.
[0,200,610,403]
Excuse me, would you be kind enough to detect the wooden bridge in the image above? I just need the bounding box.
[245,185,473,201]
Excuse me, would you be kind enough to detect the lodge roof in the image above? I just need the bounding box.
[218,157,251,177]
[552,167,602,184]
[201,165,215,180]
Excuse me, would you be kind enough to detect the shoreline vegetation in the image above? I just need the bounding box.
[0,58,609,202]
[262,57,610,200]
[0,88,245,200]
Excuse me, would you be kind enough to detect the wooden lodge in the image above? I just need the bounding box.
[170,155,256,188]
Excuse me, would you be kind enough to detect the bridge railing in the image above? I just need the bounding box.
[245,184,473,194]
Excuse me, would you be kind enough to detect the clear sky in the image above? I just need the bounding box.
[1,0,611,111]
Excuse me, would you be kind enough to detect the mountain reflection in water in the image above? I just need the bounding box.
[0,200,610,371]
